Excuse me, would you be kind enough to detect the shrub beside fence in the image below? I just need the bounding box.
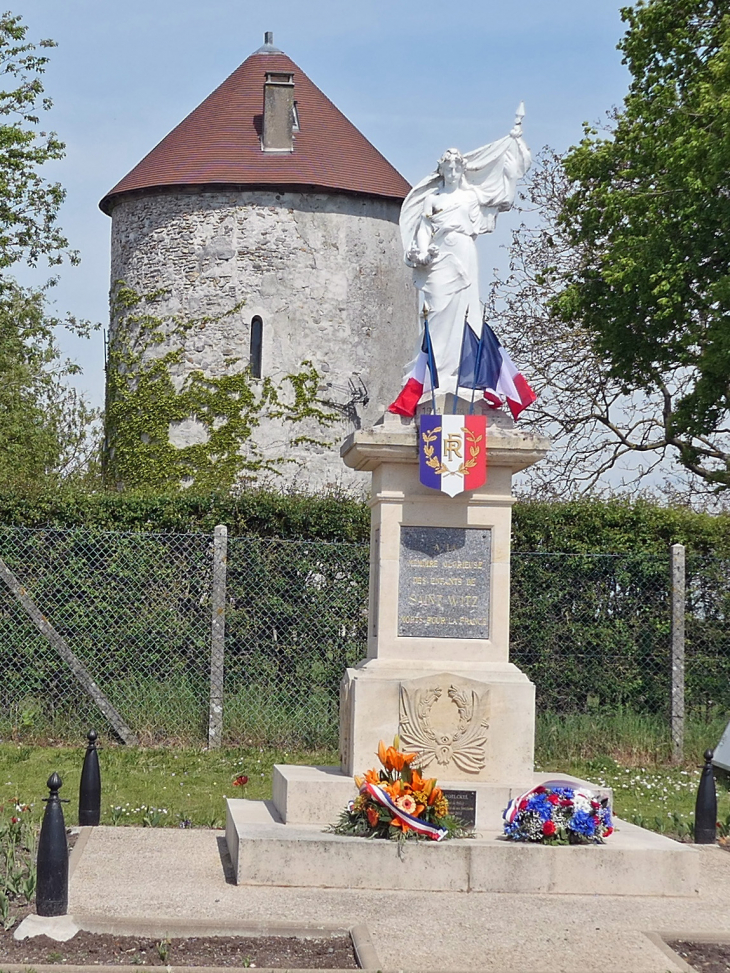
[0,525,727,752]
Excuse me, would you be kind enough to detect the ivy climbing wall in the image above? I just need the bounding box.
[106,188,417,491]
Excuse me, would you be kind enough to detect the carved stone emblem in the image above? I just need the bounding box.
[399,675,489,774]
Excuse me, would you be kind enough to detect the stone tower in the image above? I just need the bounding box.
[100,33,416,491]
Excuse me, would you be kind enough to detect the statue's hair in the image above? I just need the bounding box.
[437,148,466,172]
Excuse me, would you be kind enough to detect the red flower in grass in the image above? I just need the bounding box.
[11,816,19,824]
[232,775,249,787]
[542,820,556,836]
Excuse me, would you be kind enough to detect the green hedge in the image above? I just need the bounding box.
[0,489,727,553]
[0,489,369,542]
[512,499,730,556]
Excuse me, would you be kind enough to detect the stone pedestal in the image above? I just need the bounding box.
[338,406,549,797]
[226,406,701,896]
[226,402,699,896]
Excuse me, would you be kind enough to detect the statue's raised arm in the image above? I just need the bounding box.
[391,106,531,414]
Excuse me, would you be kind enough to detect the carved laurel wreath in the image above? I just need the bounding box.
[421,426,483,478]
[399,683,489,774]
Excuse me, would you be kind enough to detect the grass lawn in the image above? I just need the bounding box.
[1,740,729,838]
[537,756,730,839]
[0,743,336,829]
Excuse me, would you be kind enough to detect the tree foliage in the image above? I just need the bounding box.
[0,282,98,488]
[0,12,76,270]
[0,11,97,488]
[489,148,727,504]
[552,0,730,490]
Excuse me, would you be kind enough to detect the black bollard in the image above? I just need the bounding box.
[36,772,69,916]
[79,729,101,826]
[695,749,717,844]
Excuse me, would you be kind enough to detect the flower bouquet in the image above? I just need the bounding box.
[503,780,613,844]
[331,739,468,842]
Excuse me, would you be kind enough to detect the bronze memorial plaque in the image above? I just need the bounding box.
[398,526,491,639]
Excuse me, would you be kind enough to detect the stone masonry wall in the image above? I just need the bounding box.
[108,189,418,492]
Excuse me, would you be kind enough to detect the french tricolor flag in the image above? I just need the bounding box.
[419,413,487,496]
[389,325,438,418]
[389,320,535,420]
[458,321,536,421]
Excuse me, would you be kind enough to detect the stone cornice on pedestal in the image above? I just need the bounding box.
[341,406,549,476]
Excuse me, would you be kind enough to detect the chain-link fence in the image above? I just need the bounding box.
[0,526,213,744]
[511,552,674,714]
[0,526,727,749]
[223,533,368,747]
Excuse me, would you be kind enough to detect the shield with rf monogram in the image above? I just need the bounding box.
[418,415,487,497]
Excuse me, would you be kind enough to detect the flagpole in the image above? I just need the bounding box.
[424,318,437,415]
[469,322,486,416]
[453,311,469,416]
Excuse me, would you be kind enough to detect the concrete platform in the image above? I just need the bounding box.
[271,764,613,830]
[226,798,700,897]
[68,825,730,972]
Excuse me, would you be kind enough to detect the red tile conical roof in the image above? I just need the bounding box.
[100,46,410,214]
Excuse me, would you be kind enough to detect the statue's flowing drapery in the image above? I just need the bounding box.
[397,130,531,399]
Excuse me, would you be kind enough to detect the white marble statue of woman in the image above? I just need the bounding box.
[391,106,531,412]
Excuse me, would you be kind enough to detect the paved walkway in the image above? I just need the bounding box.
[69,826,729,972]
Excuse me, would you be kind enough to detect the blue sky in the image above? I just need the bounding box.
[12,0,630,408]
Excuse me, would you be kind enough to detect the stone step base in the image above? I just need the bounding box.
[272,764,613,831]
[225,798,699,897]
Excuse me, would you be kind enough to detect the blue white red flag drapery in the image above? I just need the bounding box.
[388,319,535,419]
[457,320,536,420]
[388,320,439,417]
[419,414,487,496]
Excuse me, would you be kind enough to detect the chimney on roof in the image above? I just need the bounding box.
[262,69,295,153]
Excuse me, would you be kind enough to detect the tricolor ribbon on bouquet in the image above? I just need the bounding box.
[362,782,448,841]
[503,779,590,825]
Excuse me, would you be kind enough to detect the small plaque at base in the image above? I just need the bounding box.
[442,788,477,829]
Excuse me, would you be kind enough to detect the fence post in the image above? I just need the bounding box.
[208,525,227,749]
[670,542,686,764]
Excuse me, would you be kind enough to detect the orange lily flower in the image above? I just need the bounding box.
[389,817,411,833]
[410,768,436,794]
[377,740,388,766]
[384,779,404,799]
[376,740,418,773]
[354,767,382,789]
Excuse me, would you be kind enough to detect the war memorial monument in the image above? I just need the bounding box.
[226,101,699,899]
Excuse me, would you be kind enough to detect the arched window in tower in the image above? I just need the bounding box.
[250,316,263,378]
